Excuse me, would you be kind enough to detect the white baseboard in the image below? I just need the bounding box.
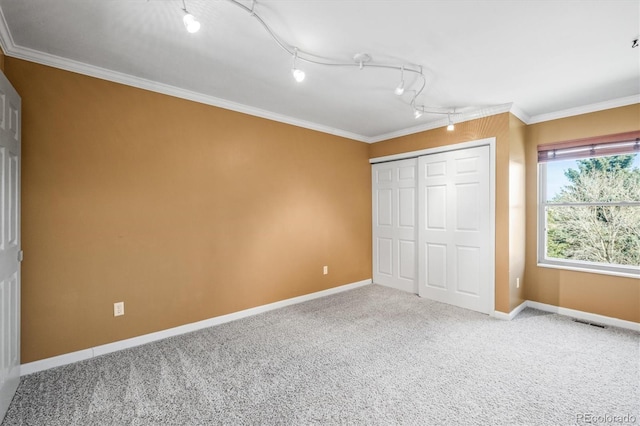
[18,349,94,378]
[21,279,372,376]
[493,300,527,321]
[526,301,640,332]
[494,300,639,332]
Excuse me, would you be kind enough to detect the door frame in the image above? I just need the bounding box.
[370,137,496,314]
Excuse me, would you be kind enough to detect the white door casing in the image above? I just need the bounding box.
[418,145,492,314]
[0,70,21,423]
[372,158,418,293]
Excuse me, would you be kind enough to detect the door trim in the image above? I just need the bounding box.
[371,137,496,315]
[370,138,496,164]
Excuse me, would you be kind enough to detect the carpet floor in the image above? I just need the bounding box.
[2,284,639,425]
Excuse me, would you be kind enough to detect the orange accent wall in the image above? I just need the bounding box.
[369,113,515,314]
[524,104,640,322]
[6,58,372,363]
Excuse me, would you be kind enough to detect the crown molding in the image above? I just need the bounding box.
[508,103,531,124]
[0,6,15,56]
[527,95,640,124]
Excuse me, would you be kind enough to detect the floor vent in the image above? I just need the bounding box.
[573,318,607,328]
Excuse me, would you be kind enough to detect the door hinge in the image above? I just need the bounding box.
[17,250,23,262]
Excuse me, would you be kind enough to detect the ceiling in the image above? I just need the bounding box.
[0,0,638,142]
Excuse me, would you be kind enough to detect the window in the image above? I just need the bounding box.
[538,131,640,277]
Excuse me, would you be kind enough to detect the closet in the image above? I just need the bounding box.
[372,139,495,314]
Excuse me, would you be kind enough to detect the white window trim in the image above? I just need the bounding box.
[537,163,640,279]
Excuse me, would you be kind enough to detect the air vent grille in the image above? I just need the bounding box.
[573,318,606,329]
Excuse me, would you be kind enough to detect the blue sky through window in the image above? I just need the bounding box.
[545,153,640,199]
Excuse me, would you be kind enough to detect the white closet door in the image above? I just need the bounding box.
[0,70,21,423]
[372,159,417,293]
[418,145,491,314]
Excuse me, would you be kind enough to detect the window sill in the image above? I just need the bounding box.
[537,262,640,279]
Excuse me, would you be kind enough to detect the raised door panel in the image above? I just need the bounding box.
[398,188,415,229]
[376,188,393,227]
[398,240,416,280]
[455,246,481,296]
[426,185,446,230]
[7,154,17,248]
[376,238,393,276]
[426,243,447,289]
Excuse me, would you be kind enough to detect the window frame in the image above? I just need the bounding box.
[537,134,640,279]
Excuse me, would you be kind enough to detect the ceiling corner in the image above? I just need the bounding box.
[508,104,531,124]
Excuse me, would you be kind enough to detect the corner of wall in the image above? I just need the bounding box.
[507,114,527,311]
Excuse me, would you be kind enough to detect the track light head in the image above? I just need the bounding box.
[394,66,405,96]
[181,0,200,33]
[447,113,454,131]
[291,48,305,82]
[183,12,200,33]
[292,68,306,82]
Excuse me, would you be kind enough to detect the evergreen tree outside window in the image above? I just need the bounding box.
[538,132,640,277]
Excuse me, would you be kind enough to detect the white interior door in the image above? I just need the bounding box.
[372,159,417,293]
[418,145,492,314]
[0,70,21,423]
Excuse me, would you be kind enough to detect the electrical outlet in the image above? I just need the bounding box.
[323,265,328,275]
[114,301,125,317]
[516,278,520,289]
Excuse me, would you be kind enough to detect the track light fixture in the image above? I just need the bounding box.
[447,114,455,131]
[291,48,305,82]
[394,67,405,96]
[181,0,200,33]
[411,107,459,128]
[183,14,200,33]
[181,0,469,120]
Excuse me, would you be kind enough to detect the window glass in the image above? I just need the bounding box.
[540,154,640,274]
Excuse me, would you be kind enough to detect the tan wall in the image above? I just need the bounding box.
[369,113,513,313]
[508,114,526,310]
[6,58,373,363]
[524,104,640,322]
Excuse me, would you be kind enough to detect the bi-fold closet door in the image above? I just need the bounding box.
[372,145,492,314]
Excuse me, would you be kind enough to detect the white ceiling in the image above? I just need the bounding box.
[0,0,638,142]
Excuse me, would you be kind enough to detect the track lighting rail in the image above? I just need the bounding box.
[182,0,461,124]
[226,0,422,74]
